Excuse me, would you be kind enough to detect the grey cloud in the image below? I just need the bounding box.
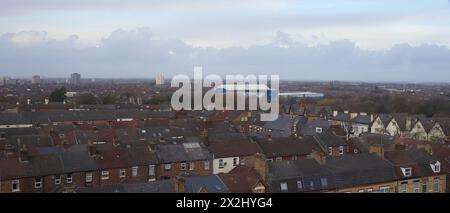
[0,0,289,15]
[0,28,449,83]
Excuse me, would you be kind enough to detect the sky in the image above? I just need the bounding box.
[1,0,450,82]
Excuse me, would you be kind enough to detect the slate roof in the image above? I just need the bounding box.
[76,179,176,193]
[297,119,331,136]
[268,153,397,192]
[218,166,264,193]
[351,115,371,124]
[325,153,397,189]
[185,175,229,193]
[208,134,262,158]
[256,137,314,158]
[0,110,175,125]
[313,132,347,148]
[156,142,212,163]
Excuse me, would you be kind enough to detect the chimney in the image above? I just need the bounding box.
[344,110,349,114]
[27,99,31,105]
[406,117,412,131]
[45,98,49,105]
[87,141,97,157]
[350,113,358,120]
[252,153,268,182]
[370,114,374,122]
[19,144,29,163]
[175,176,186,193]
[360,112,367,116]
[332,110,338,117]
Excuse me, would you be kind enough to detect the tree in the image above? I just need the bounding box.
[77,93,98,105]
[49,87,67,102]
[100,93,117,104]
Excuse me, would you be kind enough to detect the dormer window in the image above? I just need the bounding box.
[401,167,412,177]
[316,127,323,133]
[430,161,441,173]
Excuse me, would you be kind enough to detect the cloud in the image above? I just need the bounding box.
[0,0,290,15]
[0,29,449,83]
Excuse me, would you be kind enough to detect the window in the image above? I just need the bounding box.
[401,167,412,177]
[120,169,126,178]
[233,158,238,166]
[34,178,42,189]
[280,182,288,192]
[367,188,373,192]
[189,162,194,171]
[218,159,225,169]
[434,179,440,192]
[320,178,328,188]
[400,182,407,193]
[422,181,428,193]
[66,174,73,184]
[164,163,172,171]
[11,180,20,192]
[132,166,138,177]
[297,181,303,191]
[204,161,210,170]
[339,146,344,155]
[85,173,93,183]
[149,165,155,176]
[328,147,332,155]
[101,171,109,180]
[180,162,187,171]
[431,161,441,173]
[55,175,61,185]
[379,186,390,193]
[275,157,282,162]
[413,181,420,193]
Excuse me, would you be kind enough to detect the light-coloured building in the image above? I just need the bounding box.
[0,76,6,86]
[31,75,41,84]
[155,73,164,85]
[70,73,81,85]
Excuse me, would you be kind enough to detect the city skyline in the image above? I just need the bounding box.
[1,0,450,82]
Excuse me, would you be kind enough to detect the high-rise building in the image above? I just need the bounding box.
[31,75,41,84]
[155,73,164,85]
[70,73,81,85]
[0,76,5,86]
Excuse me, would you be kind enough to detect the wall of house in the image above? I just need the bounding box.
[213,157,239,174]
[410,122,428,141]
[370,117,386,134]
[352,123,369,136]
[332,181,397,193]
[0,171,100,193]
[386,120,401,136]
[428,124,446,142]
[157,160,212,179]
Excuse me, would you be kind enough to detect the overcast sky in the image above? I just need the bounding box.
[1,0,450,82]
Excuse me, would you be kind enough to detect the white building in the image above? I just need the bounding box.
[70,73,81,85]
[0,76,5,86]
[155,73,164,85]
[31,75,41,84]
